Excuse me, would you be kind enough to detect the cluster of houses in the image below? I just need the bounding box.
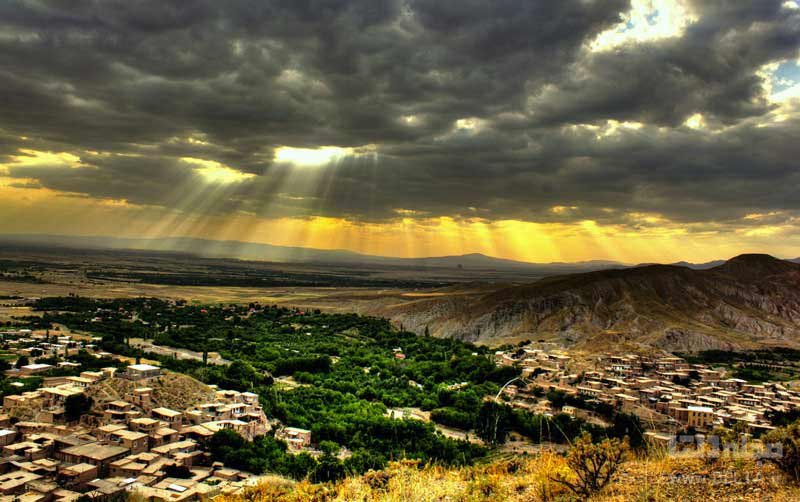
[0,373,274,501]
[0,328,287,501]
[1,327,102,360]
[495,346,800,437]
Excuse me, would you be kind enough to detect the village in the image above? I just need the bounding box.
[2,308,800,501]
[494,343,800,445]
[0,327,314,502]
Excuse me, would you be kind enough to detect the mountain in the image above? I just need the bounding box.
[0,233,623,274]
[669,259,726,269]
[375,254,800,352]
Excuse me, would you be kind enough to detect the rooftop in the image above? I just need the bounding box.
[128,364,160,372]
[152,407,182,418]
[61,443,129,461]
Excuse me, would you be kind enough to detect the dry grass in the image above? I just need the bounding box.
[218,450,800,502]
[217,456,572,502]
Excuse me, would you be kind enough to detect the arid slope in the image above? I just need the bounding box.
[376,254,800,351]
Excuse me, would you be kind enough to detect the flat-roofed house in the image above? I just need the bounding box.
[3,439,53,461]
[687,406,715,429]
[64,376,94,388]
[126,364,161,380]
[103,401,134,423]
[128,417,161,434]
[130,387,153,410]
[0,471,42,495]
[107,429,149,454]
[19,364,53,376]
[3,392,45,411]
[275,427,312,452]
[108,452,164,478]
[41,385,85,408]
[615,393,639,412]
[95,423,127,441]
[58,443,129,476]
[149,427,180,449]
[57,463,98,491]
[150,440,199,466]
[151,407,182,428]
[79,371,104,382]
[0,429,17,447]
[133,478,198,502]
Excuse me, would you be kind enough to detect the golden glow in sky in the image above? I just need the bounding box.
[0,170,797,264]
[274,146,353,167]
[1,140,799,264]
[181,157,255,184]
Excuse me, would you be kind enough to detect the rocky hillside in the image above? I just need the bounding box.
[88,371,215,412]
[375,254,800,351]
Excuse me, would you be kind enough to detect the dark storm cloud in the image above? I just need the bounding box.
[530,0,800,126]
[1,0,799,227]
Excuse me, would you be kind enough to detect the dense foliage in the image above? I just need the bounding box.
[23,296,649,479]
[33,297,507,472]
[207,429,319,479]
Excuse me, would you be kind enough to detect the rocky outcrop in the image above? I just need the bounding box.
[378,254,800,350]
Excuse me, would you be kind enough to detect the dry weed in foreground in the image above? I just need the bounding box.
[218,449,800,502]
[550,433,629,498]
[218,454,572,502]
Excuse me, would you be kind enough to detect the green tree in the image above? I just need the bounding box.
[14,355,29,368]
[163,464,193,478]
[344,449,386,474]
[286,452,317,480]
[476,401,511,445]
[763,421,800,482]
[64,394,93,422]
[319,440,340,456]
[311,453,345,483]
[609,412,645,451]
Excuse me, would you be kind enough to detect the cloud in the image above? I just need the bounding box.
[0,0,799,240]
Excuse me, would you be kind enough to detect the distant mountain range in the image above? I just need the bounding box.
[2,233,794,274]
[376,254,800,352]
[0,233,624,274]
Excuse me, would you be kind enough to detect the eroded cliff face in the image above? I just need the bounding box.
[378,255,800,351]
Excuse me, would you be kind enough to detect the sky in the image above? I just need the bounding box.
[1,0,800,264]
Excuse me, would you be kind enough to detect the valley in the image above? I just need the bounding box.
[3,245,800,500]
[3,243,800,353]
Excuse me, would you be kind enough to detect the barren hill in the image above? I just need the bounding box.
[87,371,215,412]
[375,254,800,351]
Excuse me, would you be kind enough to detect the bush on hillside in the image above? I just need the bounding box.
[551,432,629,498]
[763,421,800,482]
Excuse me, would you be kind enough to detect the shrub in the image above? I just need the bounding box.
[551,432,629,498]
[763,421,800,482]
[163,464,193,479]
